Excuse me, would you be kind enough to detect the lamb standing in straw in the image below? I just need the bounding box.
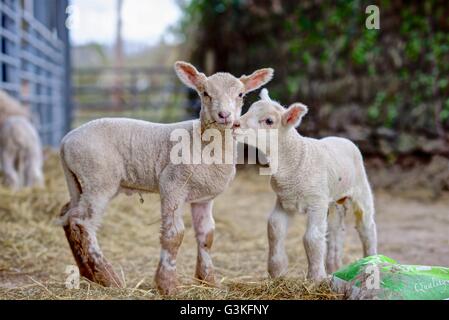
[233,89,377,282]
[0,90,44,190]
[59,61,273,295]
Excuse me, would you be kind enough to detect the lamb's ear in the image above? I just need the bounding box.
[282,103,308,128]
[174,61,207,90]
[240,68,274,94]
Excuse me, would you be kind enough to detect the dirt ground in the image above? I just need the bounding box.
[0,152,448,300]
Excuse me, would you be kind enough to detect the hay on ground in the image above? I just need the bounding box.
[0,150,340,300]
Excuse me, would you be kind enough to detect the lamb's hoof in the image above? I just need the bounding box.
[268,267,288,279]
[155,269,179,296]
[63,219,124,288]
[195,272,221,288]
[156,280,180,296]
[326,262,342,274]
[77,258,124,288]
[89,259,124,288]
[268,258,288,279]
[307,272,329,284]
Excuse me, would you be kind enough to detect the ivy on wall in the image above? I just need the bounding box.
[176,0,449,156]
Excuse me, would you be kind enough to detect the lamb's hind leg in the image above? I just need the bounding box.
[60,191,123,287]
[326,202,346,274]
[1,152,19,190]
[24,158,44,188]
[353,189,377,257]
[191,201,218,286]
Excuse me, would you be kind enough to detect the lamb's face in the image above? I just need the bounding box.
[174,61,274,129]
[200,73,245,128]
[237,100,284,131]
[233,89,308,143]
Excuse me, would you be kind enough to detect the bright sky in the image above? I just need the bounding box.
[69,0,182,46]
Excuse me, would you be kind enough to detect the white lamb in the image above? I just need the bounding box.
[59,61,273,294]
[0,89,44,190]
[0,116,44,190]
[233,89,377,281]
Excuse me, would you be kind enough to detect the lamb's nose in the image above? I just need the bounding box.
[218,111,231,119]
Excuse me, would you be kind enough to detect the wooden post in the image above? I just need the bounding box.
[113,0,124,110]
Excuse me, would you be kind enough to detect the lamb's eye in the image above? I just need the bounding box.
[203,91,210,98]
[238,93,244,98]
[265,118,274,126]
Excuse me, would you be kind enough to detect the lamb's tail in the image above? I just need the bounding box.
[58,143,82,225]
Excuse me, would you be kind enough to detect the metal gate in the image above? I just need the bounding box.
[0,0,71,146]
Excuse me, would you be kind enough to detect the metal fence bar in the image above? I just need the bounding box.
[0,28,19,42]
[0,0,70,146]
[73,66,202,123]
[0,52,20,66]
[22,10,64,49]
[0,0,21,99]
[75,66,176,74]
[21,32,64,62]
[0,81,19,92]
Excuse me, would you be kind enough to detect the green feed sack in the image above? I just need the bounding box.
[331,255,449,300]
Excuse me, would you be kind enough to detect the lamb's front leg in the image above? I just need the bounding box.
[191,201,218,286]
[268,199,291,278]
[155,198,185,295]
[304,201,328,282]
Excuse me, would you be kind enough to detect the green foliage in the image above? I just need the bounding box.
[352,29,379,66]
[442,99,449,121]
[177,0,449,142]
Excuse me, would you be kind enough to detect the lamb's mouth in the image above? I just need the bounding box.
[204,119,234,130]
[231,127,246,136]
[215,119,234,128]
[204,120,217,128]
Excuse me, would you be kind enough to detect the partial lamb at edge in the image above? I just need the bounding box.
[0,90,44,191]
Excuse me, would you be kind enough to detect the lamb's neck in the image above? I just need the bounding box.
[197,112,237,165]
[272,129,307,178]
